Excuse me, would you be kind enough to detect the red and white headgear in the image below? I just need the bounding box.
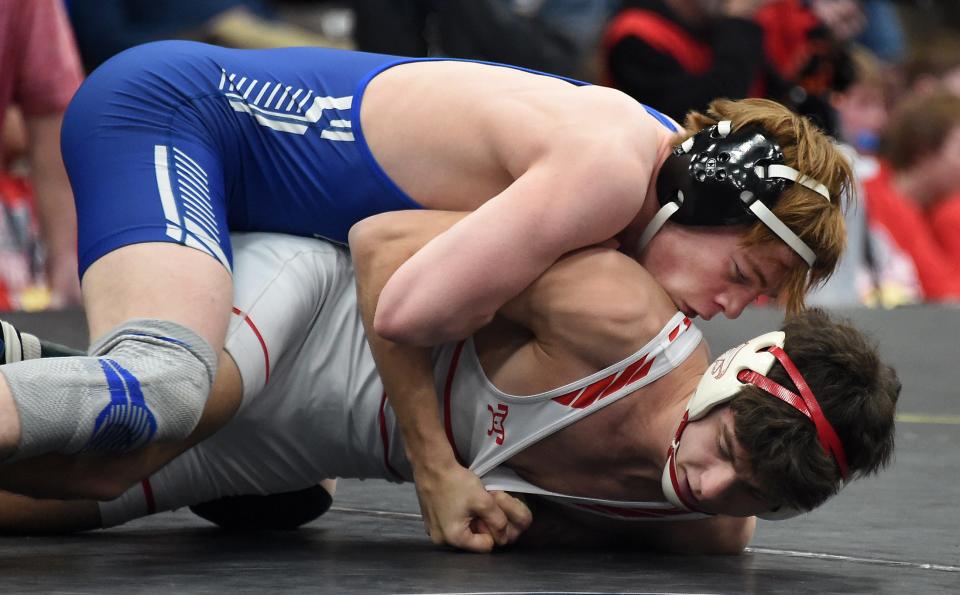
[661,331,849,520]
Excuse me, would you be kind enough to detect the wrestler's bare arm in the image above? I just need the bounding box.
[350,210,669,552]
[350,210,531,553]
[374,114,665,346]
[497,245,677,367]
[0,489,100,535]
[0,352,243,501]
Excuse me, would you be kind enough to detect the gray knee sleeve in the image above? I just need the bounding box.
[2,319,217,460]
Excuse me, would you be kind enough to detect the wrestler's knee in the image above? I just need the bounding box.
[87,318,218,445]
[3,318,217,460]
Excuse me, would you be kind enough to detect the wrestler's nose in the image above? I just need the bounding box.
[698,465,737,501]
[716,287,755,319]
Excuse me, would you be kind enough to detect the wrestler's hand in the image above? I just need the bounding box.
[483,491,534,547]
[413,460,530,553]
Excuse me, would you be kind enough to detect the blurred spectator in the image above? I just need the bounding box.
[67,0,350,73]
[352,0,613,79]
[807,42,898,307]
[929,194,960,267]
[754,0,860,135]
[829,45,891,154]
[862,92,960,303]
[808,0,867,44]
[806,145,878,307]
[0,0,84,309]
[602,0,858,132]
[602,0,770,122]
[902,35,960,97]
[854,0,905,63]
[882,91,960,270]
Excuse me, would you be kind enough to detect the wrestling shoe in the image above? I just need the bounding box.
[0,319,83,364]
[0,319,41,363]
[190,484,334,531]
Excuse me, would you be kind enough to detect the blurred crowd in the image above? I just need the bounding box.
[2,0,960,310]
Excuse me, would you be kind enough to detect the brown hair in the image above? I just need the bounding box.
[679,99,854,313]
[848,44,886,89]
[903,36,960,88]
[881,92,960,172]
[729,308,900,512]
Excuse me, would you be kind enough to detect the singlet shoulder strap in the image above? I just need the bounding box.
[468,313,702,477]
[482,466,708,521]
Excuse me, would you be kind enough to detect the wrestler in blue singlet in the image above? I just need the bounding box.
[62,41,677,276]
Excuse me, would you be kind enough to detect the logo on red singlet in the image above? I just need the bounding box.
[487,403,509,445]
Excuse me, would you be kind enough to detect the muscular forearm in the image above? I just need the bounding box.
[349,211,467,467]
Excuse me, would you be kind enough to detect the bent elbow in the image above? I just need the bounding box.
[374,299,493,346]
[372,297,434,346]
[372,301,411,344]
[711,518,755,555]
[373,306,449,346]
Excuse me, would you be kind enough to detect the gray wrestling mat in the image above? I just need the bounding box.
[1,307,957,594]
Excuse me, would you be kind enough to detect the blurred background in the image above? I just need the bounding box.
[3,0,960,313]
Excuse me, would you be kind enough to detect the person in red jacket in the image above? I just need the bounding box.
[862,92,960,302]
[603,0,860,132]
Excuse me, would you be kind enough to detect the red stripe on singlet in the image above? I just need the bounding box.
[552,353,653,409]
[232,306,270,383]
[442,342,468,467]
[378,391,403,480]
[141,479,156,515]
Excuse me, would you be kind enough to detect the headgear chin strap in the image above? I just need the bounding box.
[661,330,849,520]
[640,121,831,267]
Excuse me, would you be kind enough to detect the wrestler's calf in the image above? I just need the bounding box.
[2,319,216,461]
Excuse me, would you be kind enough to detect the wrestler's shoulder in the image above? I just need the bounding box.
[543,248,678,364]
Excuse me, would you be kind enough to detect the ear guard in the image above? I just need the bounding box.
[640,121,831,267]
[661,330,848,520]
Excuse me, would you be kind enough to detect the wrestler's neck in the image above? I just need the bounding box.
[576,363,702,473]
[629,373,701,471]
[616,142,674,260]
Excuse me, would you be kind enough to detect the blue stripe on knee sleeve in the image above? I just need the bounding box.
[86,359,158,453]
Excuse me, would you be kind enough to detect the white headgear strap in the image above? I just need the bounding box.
[641,121,831,268]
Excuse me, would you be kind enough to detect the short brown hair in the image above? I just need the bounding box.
[903,36,960,88]
[729,308,899,512]
[881,92,960,172]
[681,99,854,313]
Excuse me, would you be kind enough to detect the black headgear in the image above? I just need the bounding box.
[641,121,831,267]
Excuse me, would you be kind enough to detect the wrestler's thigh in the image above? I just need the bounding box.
[61,52,235,349]
[81,243,233,353]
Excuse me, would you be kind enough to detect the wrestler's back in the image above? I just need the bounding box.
[360,61,673,211]
[66,41,673,250]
